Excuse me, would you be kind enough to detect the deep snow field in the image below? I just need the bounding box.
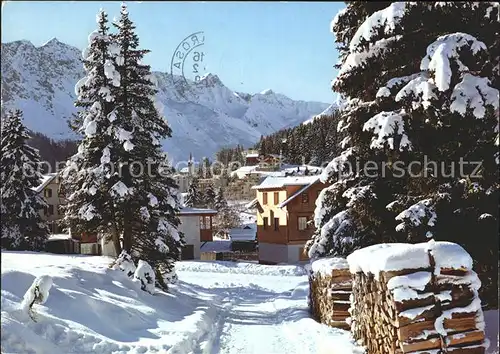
[1,251,364,354]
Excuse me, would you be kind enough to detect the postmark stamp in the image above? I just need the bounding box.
[170,31,207,96]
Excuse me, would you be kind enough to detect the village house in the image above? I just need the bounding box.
[250,175,327,264]
[98,207,218,259]
[33,172,67,234]
[244,149,260,166]
[256,154,283,171]
[178,207,217,260]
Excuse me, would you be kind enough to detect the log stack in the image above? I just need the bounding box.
[347,241,489,354]
[308,257,352,330]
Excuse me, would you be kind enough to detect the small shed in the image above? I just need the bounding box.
[229,225,257,252]
[45,234,80,254]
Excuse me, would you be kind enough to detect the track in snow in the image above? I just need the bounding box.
[177,271,363,354]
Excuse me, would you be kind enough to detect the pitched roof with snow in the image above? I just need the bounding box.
[178,207,218,216]
[277,182,317,208]
[32,173,58,193]
[252,175,320,190]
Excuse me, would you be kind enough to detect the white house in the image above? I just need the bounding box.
[178,207,218,260]
[101,207,218,259]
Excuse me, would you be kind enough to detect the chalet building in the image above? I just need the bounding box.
[257,154,283,171]
[244,150,260,166]
[33,172,67,234]
[250,175,327,264]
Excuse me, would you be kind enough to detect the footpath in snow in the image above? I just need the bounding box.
[1,251,363,354]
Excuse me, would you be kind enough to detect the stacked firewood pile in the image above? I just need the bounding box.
[347,241,489,354]
[308,257,352,330]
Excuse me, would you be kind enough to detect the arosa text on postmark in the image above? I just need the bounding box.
[170,31,207,95]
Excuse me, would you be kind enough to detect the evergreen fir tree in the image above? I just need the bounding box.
[62,8,124,254]
[185,177,202,207]
[203,182,216,209]
[214,185,228,211]
[111,3,185,288]
[1,109,49,251]
[307,0,499,276]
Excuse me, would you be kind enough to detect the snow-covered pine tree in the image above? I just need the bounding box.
[203,182,216,209]
[185,177,202,207]
[111,3,185,289]
[0,109,49,250]
[214,185,228,211]
[62,9,124,255]
[306,2,499,267]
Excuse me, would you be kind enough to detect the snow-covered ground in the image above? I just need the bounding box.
[1,251,363,354]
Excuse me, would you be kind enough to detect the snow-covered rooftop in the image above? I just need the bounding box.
[246,153,259,158]
[32,173,58,193]
[47,234,73,241]
[245,198,259,209]
[229,227,256,241]
[200,240,232,252]
[252,175,320,190]
[178,207,217,215]
[277,177,323,208]
[230,164,322,179]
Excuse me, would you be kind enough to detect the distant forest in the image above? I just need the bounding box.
[213,112,342,167]
[254,112,342,166]
[27,132,78,173]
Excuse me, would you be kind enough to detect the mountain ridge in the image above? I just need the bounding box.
[1,39,331,162]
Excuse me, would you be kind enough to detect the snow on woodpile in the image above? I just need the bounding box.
[308,257,351,330]
[346,240,489,354]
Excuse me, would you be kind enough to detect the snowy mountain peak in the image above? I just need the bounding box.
[42,37,63,47]
[1,39,331,161]
[260,88,274,95]
[198,73,223,87]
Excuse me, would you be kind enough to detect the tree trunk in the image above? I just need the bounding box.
[110,221,122,256]
[122,214,132,253]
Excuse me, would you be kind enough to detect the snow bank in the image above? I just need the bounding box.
[346,240,473,278]
[176,260,308,276]
[310,257,348,276]
[1,251,218,353]
[1,251,363,354]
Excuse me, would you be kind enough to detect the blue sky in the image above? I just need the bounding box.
[2,1,344,103]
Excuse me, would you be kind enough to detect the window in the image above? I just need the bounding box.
[274,217,279,231]
[44,188,52,198]
[301,192,309,203]
[263,217,268,229]
[263,192,268,205]
[298,216,307,231]
[200,216,211,230]
[274,192,279,204]
[47,205,54,216]
[270,210,274,224]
